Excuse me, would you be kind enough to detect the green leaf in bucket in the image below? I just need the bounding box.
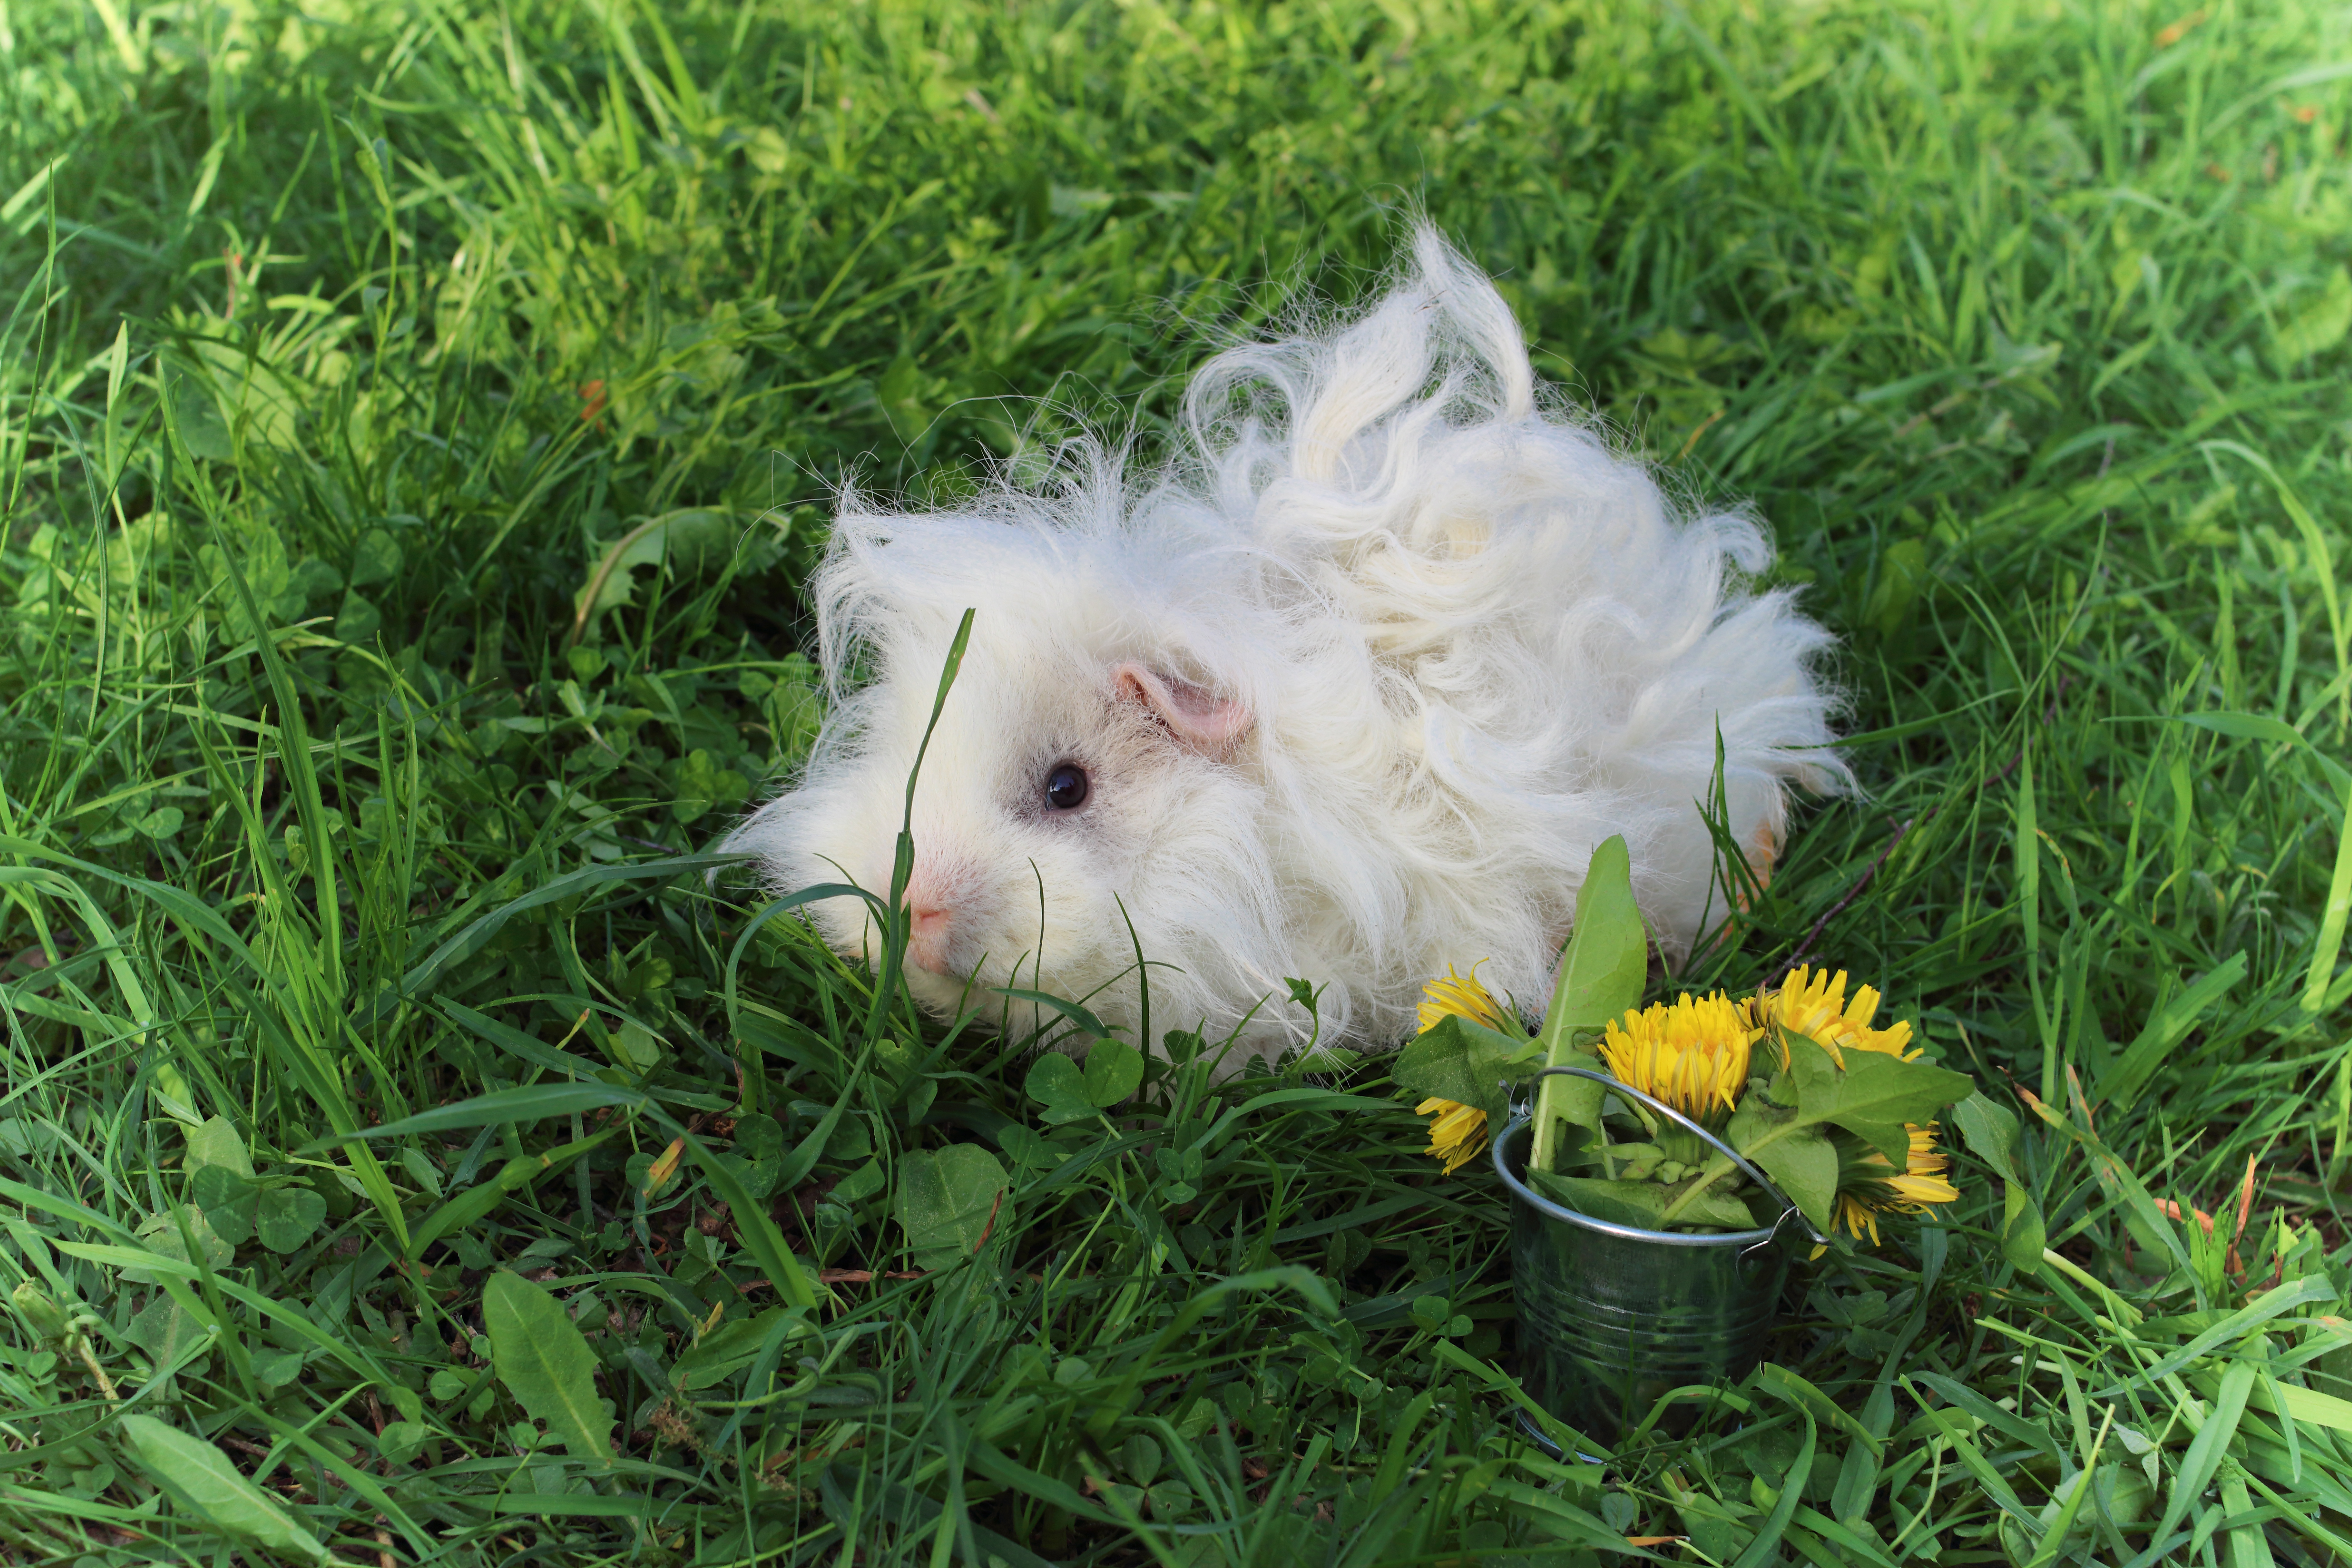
[1662,1035,1968,1230]
[1785,1034,1973,1167]
[1530,836,1647,1172]
[1738,1118,1839,1236]
[1528,1169,1758,1230]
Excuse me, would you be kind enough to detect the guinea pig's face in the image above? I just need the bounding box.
[777,620,1256,1030]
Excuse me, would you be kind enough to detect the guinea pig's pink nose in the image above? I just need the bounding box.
[906,902,952,974]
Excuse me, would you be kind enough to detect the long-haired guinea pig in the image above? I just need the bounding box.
[725,227,1843,1061]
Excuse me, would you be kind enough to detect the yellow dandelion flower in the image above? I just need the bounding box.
[1597,992,1760,1125]
[1416,963,1518,1035]
[1750,964,1917,1068]
[1833,1123,1960,1246]
[1409,964,1517,1176]
[1417,1096,1490,1175]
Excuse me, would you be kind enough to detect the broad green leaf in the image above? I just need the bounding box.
[831,1157,886,1205]
[2001,1181,2048,1273]
[1786,1036,1973,1166]
[400,1147,445,1198]
[1951,1093,2049,1269]
[255,1186,328,1253]
[573,508,743,627]
[1865,536,1930,637]
[485,1270,615,1465]
[1951,1091,2025,1185]
[1025,1052,1099,1124]
[184,1116,254,1180]
[130,1205,232,1282]
[1390,1012,1533,1125]
[0,1117,56,1158]
[2272,264,2352,365]
[121,1414,327,1561]
[733,1112,784,1160]
[191,1166,257,1247]
[334,590,382,643]
[126,1294,201,1367]
[167,361,235,461]
[1532,836,1647,1171]
[377,1421,432,1466]
[1082,1038,1144,1107]
[894,1144,1011,1270]
[348,526,403,587]
[1738,1118,1839,1235]
[1526,1169,1757,1231]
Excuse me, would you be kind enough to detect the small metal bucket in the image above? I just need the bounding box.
[1495,1067,1821,1443]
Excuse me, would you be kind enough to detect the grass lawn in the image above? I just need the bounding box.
[6,0,2352,1562]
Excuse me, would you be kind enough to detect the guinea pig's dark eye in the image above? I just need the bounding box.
[1044,763,1090,811]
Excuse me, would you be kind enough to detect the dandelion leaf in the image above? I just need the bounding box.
[2002,1181,2048,1273]
[1786,1036,1971,1166]
[485,1270,615,1465]
[1528,1170,1757,1231]
[122,1414,326,1561]
[1532,836,1648,1166]
[1728,1107,1839,1235]
[1950,1091,2024,1185]
[1391,1012,1530,1124]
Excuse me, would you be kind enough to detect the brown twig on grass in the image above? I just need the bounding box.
[974,1186,1008,1251]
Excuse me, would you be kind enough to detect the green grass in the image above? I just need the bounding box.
[5,0,2352,1562]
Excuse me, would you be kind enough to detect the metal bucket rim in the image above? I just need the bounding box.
[1491,1114,1782,1247]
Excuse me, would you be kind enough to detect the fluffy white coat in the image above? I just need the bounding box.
[726,229,1842,1059]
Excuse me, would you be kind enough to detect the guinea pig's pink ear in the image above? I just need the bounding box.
[1113,662,1254,761]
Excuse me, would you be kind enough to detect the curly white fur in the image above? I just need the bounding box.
[726,229,1843,1061]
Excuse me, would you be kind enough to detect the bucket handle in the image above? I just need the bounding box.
[1520,1065,1831,1256]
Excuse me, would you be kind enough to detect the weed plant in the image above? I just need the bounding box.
[5,0,2352,1563]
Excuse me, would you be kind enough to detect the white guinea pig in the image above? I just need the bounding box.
[725,228,1844,1062]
